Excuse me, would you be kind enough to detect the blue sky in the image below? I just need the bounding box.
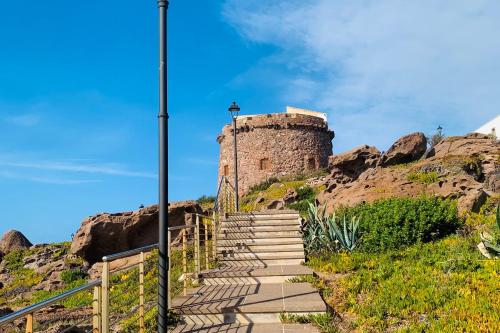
[1,0,499,244]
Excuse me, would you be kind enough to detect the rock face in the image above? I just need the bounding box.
[328,145,381,182]
[0,230,32,256]
[317,133,499,214]
[71,202,203,264]
[381,132,427,166]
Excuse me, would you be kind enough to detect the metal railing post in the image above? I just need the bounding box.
[212,211,217,260]
[195,215,201,277]
[167,230,172,308]
[93,285,102,333]
[101,261,110,333]
[204,218,209,270]
[182,229,188,296]
[139,251,145,333]
[25,314,33,333]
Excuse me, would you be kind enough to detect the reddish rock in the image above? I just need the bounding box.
[381,132,427,166]
[328,145,381,181]
[70,202,203,264]
[0,230,32,255]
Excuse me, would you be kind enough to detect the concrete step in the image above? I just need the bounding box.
[219,252,305,261]
[201,265,313,285]
[170,323,320,333]
[218,238,303,246]
[219,258,305,266]
[218,243,304,252]
[220,225,300,233]
[221,220,300,228]
[172,283,327,324]
[219,230,301,239]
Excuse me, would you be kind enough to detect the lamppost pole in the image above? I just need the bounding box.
[228,102,240,211]
[157,0,169,332]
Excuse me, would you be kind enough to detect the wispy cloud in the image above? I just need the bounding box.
[0,170,99,185]
[0,159,156,179]
[223,0,500,151]
[4,114,41,127]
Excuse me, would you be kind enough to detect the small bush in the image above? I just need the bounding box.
[341,197,460,252]
[406,171,439,184]
[196,195,216,205]
[61,269,87,284]
[248,177,280,194]
[287,185,316,214]
[3,250,25,271]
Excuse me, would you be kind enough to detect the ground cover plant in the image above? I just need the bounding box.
[300,197,500,332]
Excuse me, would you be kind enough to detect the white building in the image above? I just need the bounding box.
[475,115,500,137]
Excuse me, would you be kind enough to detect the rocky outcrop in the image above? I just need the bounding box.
[328,145,381,182]
[317,133,499,214]
[0,230,32,256]
[381,132,427,166]
[71,202,203,264]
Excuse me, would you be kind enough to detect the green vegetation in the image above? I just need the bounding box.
[406,170,439,184]
[286,185,316,214]
[248,177,280,194]
[343,197,460,252]
[478,203,500,258]
[303,203,360,253]
[61,268,87,284]
[306,235,500,332]
[196,195,216,210]
[280,313,339,333]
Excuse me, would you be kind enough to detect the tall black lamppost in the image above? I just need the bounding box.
[228,102,240,211]
[157,0,169,332]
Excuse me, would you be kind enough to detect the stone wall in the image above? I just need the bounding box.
[217,112,334,194]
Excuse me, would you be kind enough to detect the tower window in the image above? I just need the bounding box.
[223,165,229,176]
[307,158,316,170]
[259,158,270,171]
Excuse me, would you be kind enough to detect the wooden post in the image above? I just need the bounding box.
[139,251,145,333]
[93,285,102,333]
[182,229,188,296]
[204,218,209,270]
[101,261,110,333]
[167,230,172,308]
[25,314,33,333]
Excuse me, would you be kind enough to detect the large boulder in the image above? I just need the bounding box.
[71,202,203,264]
[381,132,427,166]
[0,230,32,255]
[328,145,381,182]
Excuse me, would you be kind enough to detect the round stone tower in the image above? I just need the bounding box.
[217,107,334,194]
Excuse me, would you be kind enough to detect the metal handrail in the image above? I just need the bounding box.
[102,243,158,262]
[0,280,101,325]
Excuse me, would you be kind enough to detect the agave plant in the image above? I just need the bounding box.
[302,202,360,253]
[329,214,360,252]
[478,203,500,259]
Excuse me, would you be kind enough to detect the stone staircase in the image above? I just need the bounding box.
[171,211,327,333]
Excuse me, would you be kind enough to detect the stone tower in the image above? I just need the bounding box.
[217,106,334,194]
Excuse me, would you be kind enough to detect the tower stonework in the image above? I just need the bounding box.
[217,108,334,195]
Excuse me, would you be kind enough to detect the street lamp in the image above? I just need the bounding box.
[228,101,240,211]
[157,1,169,332]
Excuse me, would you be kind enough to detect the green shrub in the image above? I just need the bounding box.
[61,269,87,284]
[341,197,460,252]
